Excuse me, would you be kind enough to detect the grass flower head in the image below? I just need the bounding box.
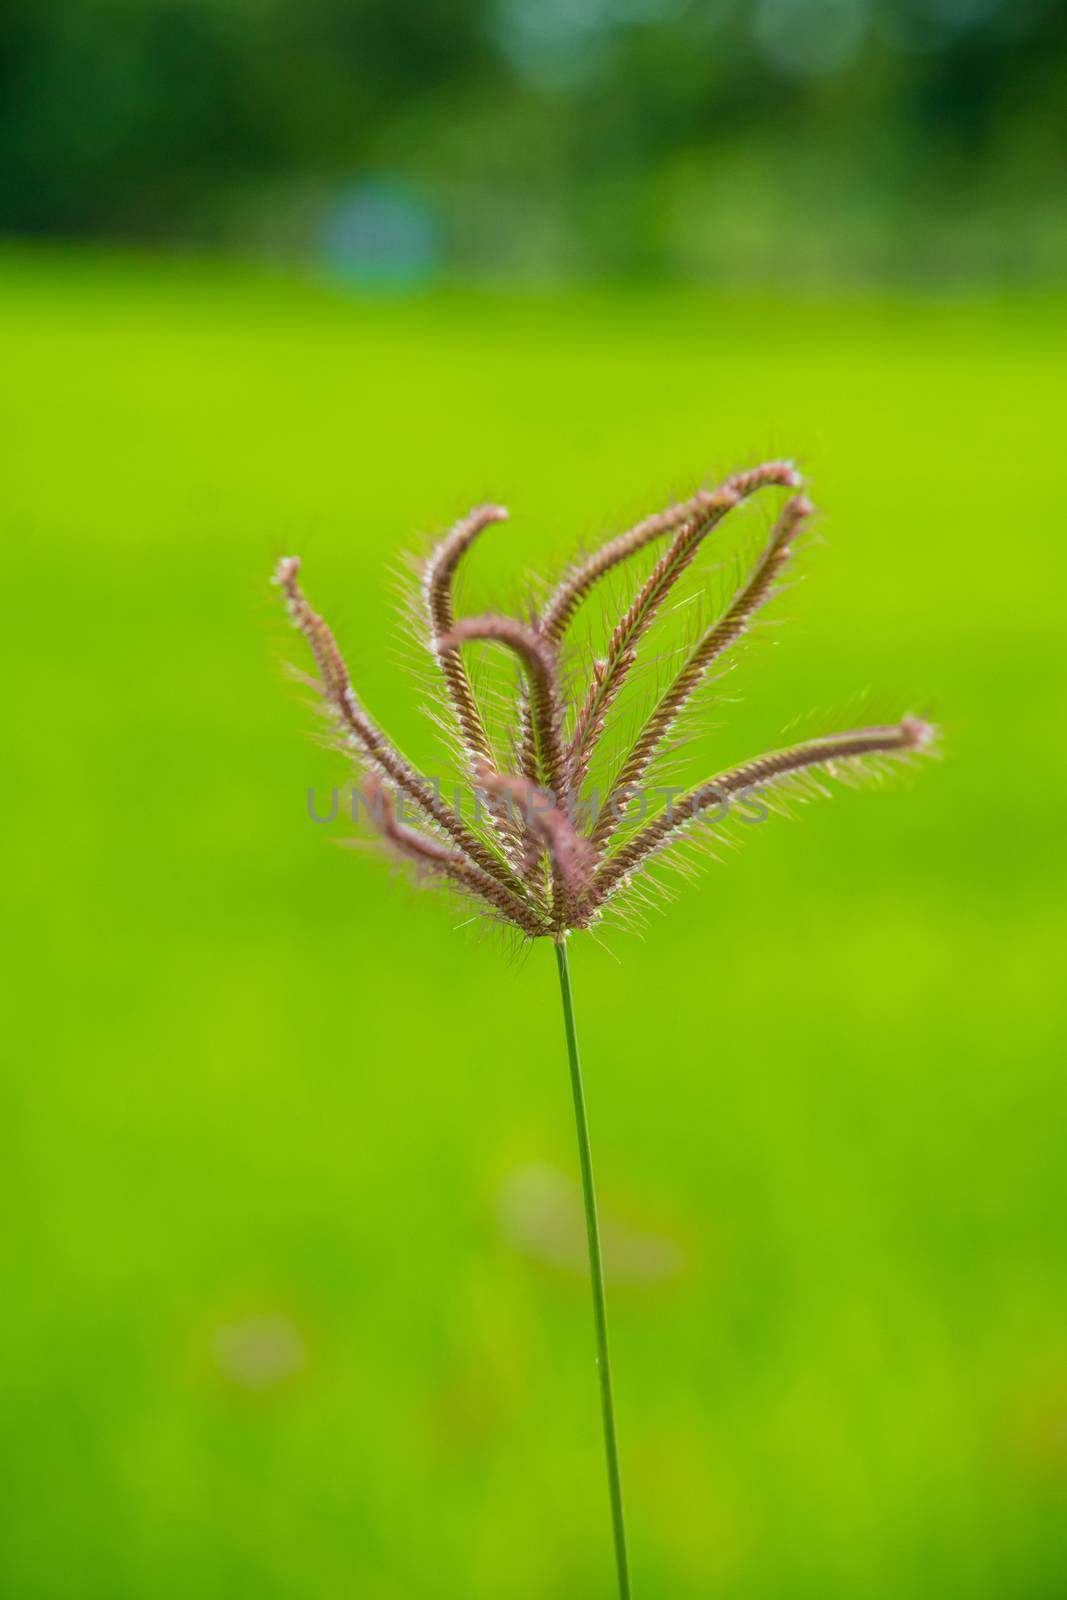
[274,461,935,942]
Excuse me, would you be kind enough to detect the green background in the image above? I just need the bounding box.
[3,250,1066,1597]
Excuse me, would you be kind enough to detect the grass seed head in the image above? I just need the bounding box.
[273,463,937,941]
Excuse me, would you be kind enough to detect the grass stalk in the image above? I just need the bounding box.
[554,937,631,1599]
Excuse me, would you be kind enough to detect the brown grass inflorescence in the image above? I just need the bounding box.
[274,463,936,942]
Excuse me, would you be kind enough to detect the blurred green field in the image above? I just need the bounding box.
[3,249,1066,1599]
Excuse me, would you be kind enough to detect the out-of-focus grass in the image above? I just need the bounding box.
[2,248,1065,1599]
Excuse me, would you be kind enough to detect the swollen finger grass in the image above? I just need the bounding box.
[272,461,937,1596]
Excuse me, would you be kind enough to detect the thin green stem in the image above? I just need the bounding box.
[553,938,631,1600]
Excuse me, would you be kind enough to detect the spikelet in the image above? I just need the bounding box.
[274,556,520,895]
[437,614,569,803]
[361,774,549,937]
[591,719,936,909]
[588,493,813,850]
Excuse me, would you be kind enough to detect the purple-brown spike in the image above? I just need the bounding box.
[540,461,800,644]
[589,493,813,851]
[275,556,351,702]
[566,462,801,783]
[439,615,569,802]
[274,557,524,894]
[593,719,935,905]
[424,504,509,774]
[423,505,530,864]
[361,772,463,872]
[362,775,549,937]
[568,650,636,795]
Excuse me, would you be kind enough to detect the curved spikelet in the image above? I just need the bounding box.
[439,614,569,803]
[362,774,549,937]
[592,719,936,910]
[590,493,813,852]
[421,505,533,867]
[565,462,802,785]
[424,505,509,771]
[273,557,523,895]
[541,460,800,644]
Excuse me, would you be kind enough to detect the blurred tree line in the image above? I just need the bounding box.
[2,0,1065,281]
